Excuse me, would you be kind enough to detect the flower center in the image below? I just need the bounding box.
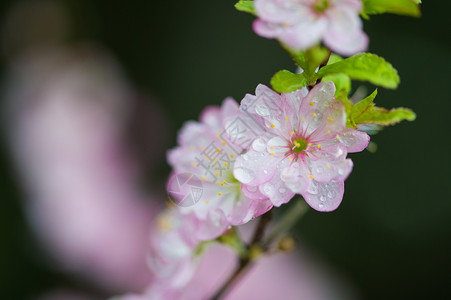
[313,0,329,13]
[292,138,307,153]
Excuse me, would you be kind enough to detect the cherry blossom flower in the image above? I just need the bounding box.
[253,0,368,56]
[233,82,369,211]
[167,98,273,239]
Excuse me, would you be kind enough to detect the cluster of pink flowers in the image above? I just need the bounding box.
[253,0,368,55]
[124,81,369,299]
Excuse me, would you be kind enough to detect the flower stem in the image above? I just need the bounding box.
[211,211,272,300]
[212,198,308,299]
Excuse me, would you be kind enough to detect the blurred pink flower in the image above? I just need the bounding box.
[233,82,369,211]
[253,0,368,55]
[122,226,356,300]
[4,47,168,292]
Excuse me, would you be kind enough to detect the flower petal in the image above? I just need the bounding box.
[323,6,368,56]
[303,180,344,212]
[339,128,370,153]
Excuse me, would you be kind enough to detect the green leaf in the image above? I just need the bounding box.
[322,73,351,96]
[316,53,400,89]
[271,70,307,93]
[282,44,330,85]
[235,0,257,16]
[355,106,416,126]
[351,89,378,122]
[362,0,421,17]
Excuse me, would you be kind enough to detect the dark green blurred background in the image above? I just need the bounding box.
[0,0,450,299]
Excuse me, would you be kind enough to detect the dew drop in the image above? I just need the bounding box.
[252,138,266,152]
[338,168,345,175]
[319,203,324,208]
[262,183,275,197]
[320,195,326,202]
[234,167,255,184]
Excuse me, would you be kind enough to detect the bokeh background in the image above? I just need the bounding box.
[0,0,450,299]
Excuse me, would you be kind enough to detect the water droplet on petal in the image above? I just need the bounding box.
[252,138,266,152]
[338,168,345,175]
[320,195,326,202]
[234,167,255,184]
[262,182,275,197]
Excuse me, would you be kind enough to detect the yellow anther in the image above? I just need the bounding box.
[309,175,314,179]
[309,102,313,106]
[326,164,331,169]
[199,146,205,151]
[201,176,206,181]
[216,135,220,139]
[288,157,292,161]
[317,144,321,149]
[290,131,295,135]
[327,130,331,134]
[217,181,220,185]
[285,116,289,120]
[295,142,300,147]
[206,200,210,204]
[230,154,234,158]
[218,192,222,196]
[224,162,228,166]
[271,124,275,128]
[222,141,226,146]
[312,113,317,117]
[223,180,227,184]
[191,162,197,167]
[307,171,312,175]
[270,146,274,149]
[216,148,220,153]
[271,152,275,156]
[307,143,312,146]
[215,172,219,176]
[336,134,340,140]
[212,157,216,162]
[327,117,334,123]
[301,117,305,121]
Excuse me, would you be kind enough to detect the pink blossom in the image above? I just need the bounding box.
[233,82,369,211]
[167,98,273,239]
[3,47,164,292]
[253,0,368,56]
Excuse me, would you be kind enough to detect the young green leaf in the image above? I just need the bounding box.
[316,53,400,89]
[351,89,378,122]
[271,70,307,93]
[354,106,416,126]
[322,73,351,96]
[361,0,421,17]
[235,0,257,16]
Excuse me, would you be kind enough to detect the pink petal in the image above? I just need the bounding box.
[233,146,278,186]
[340,128,370,153]
[254,0,306,24]
[298,82,336,136]
[279,17,328,50]
[303,180,344,212]
[281,161,312,195]
[323,6,368,56]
